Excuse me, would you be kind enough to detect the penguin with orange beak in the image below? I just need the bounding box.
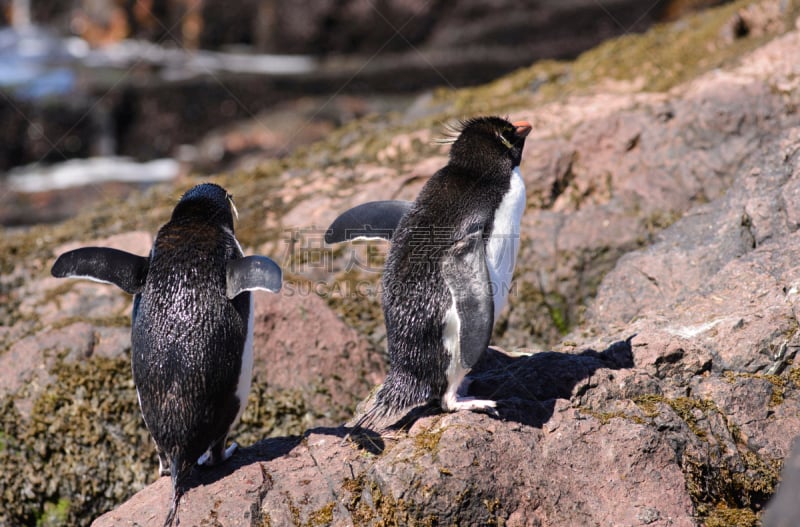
[327,116,532,428]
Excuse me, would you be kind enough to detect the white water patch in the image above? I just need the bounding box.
[84,39,317,78]
[8,157,179,193]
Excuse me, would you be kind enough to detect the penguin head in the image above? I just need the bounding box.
[171,183,238,229]
[448,116,532,174]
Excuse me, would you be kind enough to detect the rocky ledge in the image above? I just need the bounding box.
[3,1,800,526]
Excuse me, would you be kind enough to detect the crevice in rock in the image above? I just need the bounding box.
[249,463,273,527]
[549,151,577,207]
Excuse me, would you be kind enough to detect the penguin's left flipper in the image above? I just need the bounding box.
[444,228,494,370]
[226,256,283,299]
[325,200,413,243]
[51,247,149,294]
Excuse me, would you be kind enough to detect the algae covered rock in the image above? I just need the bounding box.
[0,356,153,525]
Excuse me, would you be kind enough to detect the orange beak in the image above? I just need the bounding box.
[513,121,532,138]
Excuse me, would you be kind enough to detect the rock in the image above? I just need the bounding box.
[95,341,693,527]
[249,290,385,425]
[0,95,94,171]
[24,0,711,57]
[0,181,163,227]
[0,0,736,181]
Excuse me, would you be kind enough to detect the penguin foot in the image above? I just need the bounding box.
[197,442,238,467]
[197,451,211,466]
[443,395,498,414]
[220,442,238,462]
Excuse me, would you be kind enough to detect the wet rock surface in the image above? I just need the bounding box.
[2,1,800,525]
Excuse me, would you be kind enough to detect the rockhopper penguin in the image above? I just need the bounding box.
[326,116,531,429]
[51,183,283,526]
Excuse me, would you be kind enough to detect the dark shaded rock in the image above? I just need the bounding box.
[0,181,159,226]
[466,340,635,427]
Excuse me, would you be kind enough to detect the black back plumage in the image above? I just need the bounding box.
[369,116,529,423]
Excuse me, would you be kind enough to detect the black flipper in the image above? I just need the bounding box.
[51,247,149,295]
[324,200,413,243]
[226,255,283,299]
[442,228,494,369]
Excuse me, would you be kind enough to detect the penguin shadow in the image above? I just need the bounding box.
[181,428,385,492]
[338,335,636,447]
[467,335,636,428]
[309,426,386,455]
[184,337,634,489]
[181,435,302,490]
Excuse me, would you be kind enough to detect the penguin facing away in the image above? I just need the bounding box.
[51,183,282,526]
[326,116,531,429]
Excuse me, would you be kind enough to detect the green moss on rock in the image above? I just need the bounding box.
[788,365,800,388]
[340,474,429,527]
[413,425,446,455]
[634,392,782,524]
[444,0,800,116]
[306,501,335,526]
[578,406,646,425]
[36,498,70,527]
[704,506,759,527]
[0,352,321,526]
[0,356,153,527]
[635,394,718,439]
[236,383,314,446]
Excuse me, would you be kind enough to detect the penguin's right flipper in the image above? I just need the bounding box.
[226,255,283,299]
[51,247,149,294]
[325,200,413,243]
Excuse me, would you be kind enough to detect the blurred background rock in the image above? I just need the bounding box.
[0,0,730,226]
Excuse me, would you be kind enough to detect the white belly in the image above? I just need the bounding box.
[485,166,526,321]
[232,293,255,428]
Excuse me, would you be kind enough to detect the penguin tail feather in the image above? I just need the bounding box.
[164,454,192,527]
[164,488,182,527]
[341,401,389,448]
[343,377,432,445]
[352,402,383,431]
[341,401,374,440]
